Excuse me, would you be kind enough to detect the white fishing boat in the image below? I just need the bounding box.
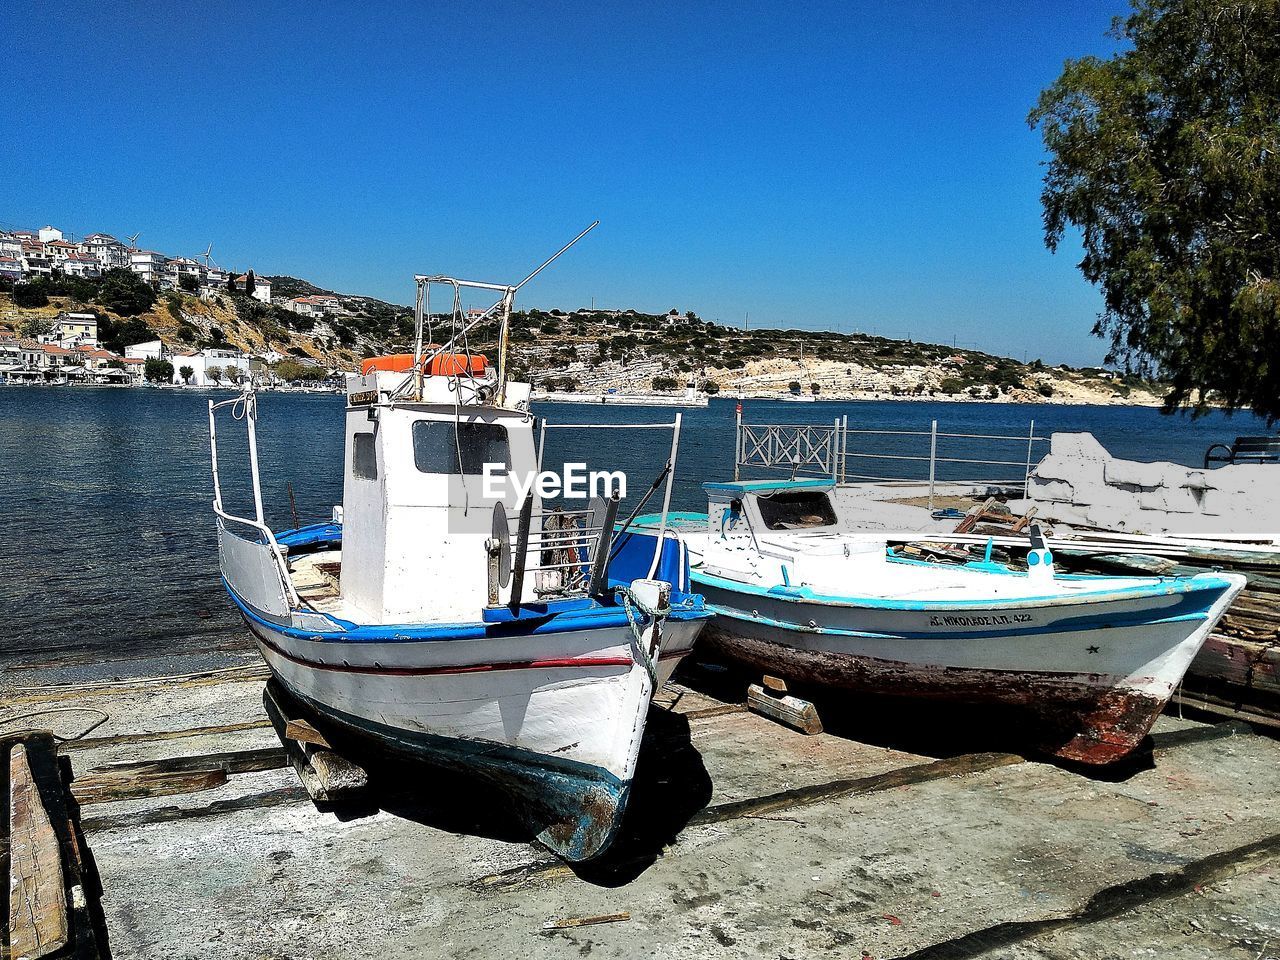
[208,241,711,861]
[643,479,1245,764]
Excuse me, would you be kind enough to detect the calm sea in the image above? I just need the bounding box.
[0,385,1267,677]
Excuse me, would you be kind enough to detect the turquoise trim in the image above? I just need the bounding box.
[689,566,1236,612]
[702,478,834,496]
[700,593,1211,642]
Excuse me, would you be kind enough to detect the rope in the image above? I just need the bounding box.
[614,584,672,690]
[0,707,110,742]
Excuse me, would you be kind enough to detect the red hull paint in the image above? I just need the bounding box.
[703,627,1167,764]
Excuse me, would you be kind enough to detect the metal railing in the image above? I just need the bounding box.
[208,390,300,609]
[734,410,1048,509]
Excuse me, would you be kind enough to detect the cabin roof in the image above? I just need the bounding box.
[702,478,834,496]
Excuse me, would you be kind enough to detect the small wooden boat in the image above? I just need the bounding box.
[208,265,710,861]
[645,479,1245,764]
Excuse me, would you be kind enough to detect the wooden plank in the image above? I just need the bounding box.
[9,743,70,960]
[60,719,273,752]
[747,683,823,735]
[85,746,286,778]
[307,750,368,795]
[284,718,332,750]
[71,769,229,805]
[1190,634,1280,696]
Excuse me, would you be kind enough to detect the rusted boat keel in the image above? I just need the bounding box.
[702,628,1172,764]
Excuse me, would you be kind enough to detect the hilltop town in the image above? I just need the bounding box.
[0,222,1164,404]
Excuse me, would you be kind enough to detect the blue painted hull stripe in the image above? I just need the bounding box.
[223,576,709,644]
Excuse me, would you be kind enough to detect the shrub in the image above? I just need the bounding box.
[652,376,679,391]
[144,358,174,382]
[13,282,49,308]
[1037,382,1055,397]
[97,268,156,316]
[701,380,720,394]
[939,377,964,394]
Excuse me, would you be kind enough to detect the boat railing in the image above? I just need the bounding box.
[538,413,682,584]
[734,409,1048,509]
[491,497,622,608]
[207,391,300,611]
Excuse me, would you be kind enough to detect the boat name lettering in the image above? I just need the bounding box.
[929,613,1034,627]
[349,390,378,406]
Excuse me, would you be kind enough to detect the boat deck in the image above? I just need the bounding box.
[288,548,350,618]
[5,649,1280,960]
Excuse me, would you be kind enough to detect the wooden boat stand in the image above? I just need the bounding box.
[2,732,107,960]
[262,681,369,806]
[746,675,824,735]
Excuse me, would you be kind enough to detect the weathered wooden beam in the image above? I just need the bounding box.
[71,768,229,805]
[9,743,70,960]
[263,682,367,803]
[61,719,272,752]
[747,683,823,735]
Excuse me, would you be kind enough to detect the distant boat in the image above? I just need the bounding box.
[209,265,712,861]
[644,479,1244,764]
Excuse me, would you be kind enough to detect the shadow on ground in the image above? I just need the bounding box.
[312,701,712,884]
[675,656,1161,782]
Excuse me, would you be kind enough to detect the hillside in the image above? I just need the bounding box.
[1,274,1164,404]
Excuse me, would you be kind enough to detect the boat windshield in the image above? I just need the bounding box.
[412,420,511,475]
[756,491,838,530]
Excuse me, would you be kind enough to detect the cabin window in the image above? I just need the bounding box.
[756,491,838,530]
[352,432,378,480]
[412,420,511,475]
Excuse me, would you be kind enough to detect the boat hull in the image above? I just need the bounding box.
[694,573,1244,764]
[240,605,705,860]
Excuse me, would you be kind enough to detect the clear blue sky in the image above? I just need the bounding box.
[3,1,1126,365]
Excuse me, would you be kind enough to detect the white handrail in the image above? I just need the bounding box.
[208,391,299,608]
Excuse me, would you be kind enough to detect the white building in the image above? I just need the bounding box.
[37,225,64,243]
[125,339,166,361]
[47,314,99,348]
[130,250,168,282]
[170,347,252,386]
[283,294,340,317]
[233,274,272,303]
[60,254,101,279]
[83,234,129,271]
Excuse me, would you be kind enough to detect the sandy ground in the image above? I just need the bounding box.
[5,649,1278,960]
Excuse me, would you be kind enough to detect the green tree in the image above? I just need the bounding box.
[13,282,49,308]
[701,379,720,394]
[226,272,236,293]
[206,365,224,384]
[97,268,156,316]
[939,377,964,394]
[652,375,679,391]
[244,270,256,299]
[809,382,820,395]
[179,365,194,384]
[144,358,174,383]
[1029,0,1280,420]
[178,275,199,293]
[788,380,802,394]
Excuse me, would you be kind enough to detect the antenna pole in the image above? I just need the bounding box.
[513,220,599,293]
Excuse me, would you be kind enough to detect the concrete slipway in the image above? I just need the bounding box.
[5,648,1280,960]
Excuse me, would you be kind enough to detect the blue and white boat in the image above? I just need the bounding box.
[208,266,711,862]
[645,479,1245,764]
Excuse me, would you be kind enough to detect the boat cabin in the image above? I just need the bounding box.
[339,368,537,623]
[700,479,887,587]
